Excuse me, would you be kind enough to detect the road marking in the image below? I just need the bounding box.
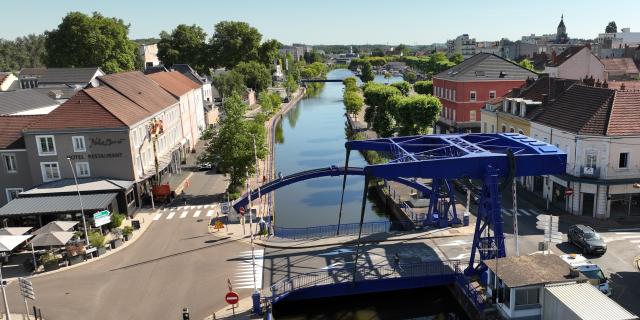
[193,210,201,218]
[608,227,640,232]
[528,209,538,215]
[440,240,471,247]
[206,210,215,217]
[234,249,264,289]
[197,205,202,209]
[519,209,531,216]
[630,240,640,243]
[318,248,355,256]
[166,212,176,220]
[501,208,512,216]
[451,253,470,260]
[163,208,167,211]
[180,211,188,218]
[153,213,162,221]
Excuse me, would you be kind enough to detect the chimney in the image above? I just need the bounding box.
[621,82,626,90]
[512,87,521,97]
[603,80,609,88]
[551,50,557,65]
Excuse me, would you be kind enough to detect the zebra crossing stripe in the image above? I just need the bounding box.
[206,210,215,217]
[166,212,176,220]
[519,209,531,216]
[630,240,640,243]
[180,211,188,218]
[193,210,201,218]
[196,205,202,209]
[501,208,512,216]
[527,209,538,215]
[153,213,162,221]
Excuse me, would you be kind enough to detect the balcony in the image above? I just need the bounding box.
[580,166,600,179]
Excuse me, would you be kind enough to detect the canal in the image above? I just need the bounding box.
[274,69,403,228]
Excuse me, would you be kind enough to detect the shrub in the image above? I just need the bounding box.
[414,80,433,95]
[122,226,133,236]
[88,231,106,248]
[39,251,58,265]
[109,213,125,229]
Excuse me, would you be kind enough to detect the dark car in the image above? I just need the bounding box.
[568,224,606,255]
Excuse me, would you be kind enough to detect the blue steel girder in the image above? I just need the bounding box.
[345,133,566,180]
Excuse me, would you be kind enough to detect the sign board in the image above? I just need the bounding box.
[18,277,35,300]
[225,291,239,305]
[221,202,230,214]
[536,221,559,230]
[93,210,111,227]
[536,214,559,222]
[565,188,574,196]
[239,207,245,216]
[538,242,548,251]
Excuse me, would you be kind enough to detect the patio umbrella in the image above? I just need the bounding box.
[31,232,74,247]
[0,227,32,236]
[32,221,78,235]
[0,235,32,252]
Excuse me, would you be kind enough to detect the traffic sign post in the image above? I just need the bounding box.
[18,277,34,320]
[536,214,560,254]
[225,291,239,316]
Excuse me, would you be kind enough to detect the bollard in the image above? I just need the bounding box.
[252,291,261,314]
[463,211,470,226]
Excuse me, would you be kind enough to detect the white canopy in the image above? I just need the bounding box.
[0,235,32,252]
[32,221,78,235]
[31,232,74,247]
[0,227,32,236]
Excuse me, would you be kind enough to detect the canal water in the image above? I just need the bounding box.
[274,69,403,228]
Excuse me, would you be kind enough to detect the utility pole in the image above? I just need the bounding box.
[0,266,11,320]
[512,179,520,256]
[67,157,89,246]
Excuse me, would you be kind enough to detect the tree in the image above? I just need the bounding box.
[343,77,357,90]
[258,39,281,66]
[391,81,411,96]
[258,91,274,114]
[157,24,207,73]
[303,50,324,64]
[0,34,46,71]
[212,70,246,99]
[391,94,442,135]
[605,21,617,33]
[285,74,298,95]
[372,103,396,137]
[360,61,375,83]
[363,82,401,108]
[234,61,272,92]
[451,53,465,64]
[519,59,535,71]
[343,90,364,117]
[371,48,385,57]
[413,80,433,95]
[403,70,417,84]
[210,21,262,68]
[45,12,137,73]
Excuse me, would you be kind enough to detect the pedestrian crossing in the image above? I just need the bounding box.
[234,249,264,289]
[500,208,539,217]
[152,204,220,222]
[602,230,640,249]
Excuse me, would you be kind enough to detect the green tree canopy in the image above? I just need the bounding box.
[518,58,535,71]
[391,81,411,96]
[157,24,207,73]
[258,39,281,66]
[605,21,617,33]
[284,74,298,95]
[343,90,364,117]
[390,94,442,135]
[413,80,433,95]
[0,34,46,71]
[343,77,358,90]
[403,70,417,84]
[451,53,465,64]
[234,61,272,92]
[210,21,262,68]
[360,61,375,83]
[363,82,401,107]
[45,12,137,73]
[212,70,246,99]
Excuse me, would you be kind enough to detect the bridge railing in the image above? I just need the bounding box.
[273,221,391,240]
[271,260,461,302]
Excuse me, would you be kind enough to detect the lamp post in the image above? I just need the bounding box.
[66,157,89,246]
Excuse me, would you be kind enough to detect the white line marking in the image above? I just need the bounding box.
[519,209,531,216]
[153,213,162,221]
[193,210,201,218]
[206,210,215,217]
[630,240,640,243]
[197,205,202,209]
[166,212,176,220]
[527,209,538,215]
[180,211,188,218]
[608,228,640,232]
[501,208,512,216]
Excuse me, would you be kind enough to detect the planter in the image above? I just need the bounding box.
[95,246,107,257]
[67,254,84,266]
[43,261,60,272]
[123,233,133,241]
[110,239,123,249]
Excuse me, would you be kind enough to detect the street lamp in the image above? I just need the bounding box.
[66,157,90,246]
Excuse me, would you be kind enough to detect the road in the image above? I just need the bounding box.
[5,170,253,320]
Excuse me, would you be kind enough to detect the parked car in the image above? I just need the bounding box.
[567,224,607,255]
[196,162,213,171]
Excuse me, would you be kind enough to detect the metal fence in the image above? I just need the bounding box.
[455,273,486,311]
[273,221,392,240]
[271,260,460,302]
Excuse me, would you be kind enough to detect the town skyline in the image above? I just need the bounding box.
[3,0,640,45]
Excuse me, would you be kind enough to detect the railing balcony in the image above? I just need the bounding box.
[580,166,600,179]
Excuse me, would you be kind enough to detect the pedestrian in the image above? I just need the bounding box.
[278,172,283,181]
[263,175,266,183]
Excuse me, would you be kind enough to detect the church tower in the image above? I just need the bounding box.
[556,14,568,43]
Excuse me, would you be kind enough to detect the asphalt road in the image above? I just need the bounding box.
[5,170,250,320]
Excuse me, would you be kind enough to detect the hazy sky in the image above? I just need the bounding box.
[3,0,639,45]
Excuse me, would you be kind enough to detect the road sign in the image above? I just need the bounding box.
[536,221,559,230]
[93,210,111,227]
[565,188,574,196]
[239,207,245,216]
[225,291,239,305]
[221,202,230,214]
[18,277,35,300]
[536,214,559,222]
[544,233,563,244]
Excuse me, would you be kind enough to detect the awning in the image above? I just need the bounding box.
[0,235,32,252]
[20,178,133,196]
[32,221,78,235]
[0,193,117,217]
[0,227,32,236]
[137,143,181,182]
[31,232,73,247]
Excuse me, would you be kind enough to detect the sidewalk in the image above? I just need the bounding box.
[204,297,261,320]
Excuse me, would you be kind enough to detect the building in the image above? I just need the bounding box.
[171,64,219,128]
[139,43,160,68]
[484,254,588,320]
[18,68,46,89]
[0,89,61,116]
[530,84,640,218]
[601,58,640,80]
[446,34,477,59]
[543,45,605,81]
[19,67,104,90]
[433,53,537,133]
[597,27,640,49]
[542,282,637,320]
[555,15,568,44]
[0,73,19,91]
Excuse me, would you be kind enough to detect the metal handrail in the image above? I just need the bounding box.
[273,221,392,240]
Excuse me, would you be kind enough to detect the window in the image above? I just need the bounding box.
[489,90,496,99]
[515,287,540,307]
[585,150,597,168]
[491,124,495,133]
[5,188,22,202]
[36,135,56,156]
[76,162,90,177]
[518,130,524,135]
[470,91,477,101]
[2,154,17,173]
[40,162,60,182]
[126,190,135,205]
[452,90,456,101]
[619,152,629,168]
[470,110,477,122]
[510,127,515,133]
[72,136,86,152]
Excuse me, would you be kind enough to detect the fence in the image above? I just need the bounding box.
[270,260,461,302]
[273,221,391,240]
[455,273,486,311]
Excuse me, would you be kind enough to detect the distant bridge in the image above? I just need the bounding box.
[300,78,344,83]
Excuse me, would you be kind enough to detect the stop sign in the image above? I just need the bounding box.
[565,188,574,196]
[225,291,239,305]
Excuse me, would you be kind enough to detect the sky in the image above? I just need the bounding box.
[3,0,640,45]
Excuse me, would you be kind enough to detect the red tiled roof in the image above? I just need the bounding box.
[98,71,177,114]
[84,86,151,126]
[26,90,127,131]
[601,58,640,75]
[607,90,640,136]
[147,71,201,97]
[607,81,640,91]
[0,115,44,149]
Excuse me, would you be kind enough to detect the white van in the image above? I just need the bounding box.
[560,254,611,296]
